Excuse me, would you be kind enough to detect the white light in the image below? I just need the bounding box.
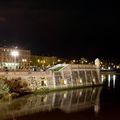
[93,78,96,83]
[94,104,100,114]
[117,66,120,69]
[101,75,104,83]
[11,50,19,57]
[64,93,67,98]
[108,74,111,87]
[10,50,19,69]
[80,78,82,83]
[64,80,67,85]
[44,80,47,86]
[108,67,111,70]
[113,75,116,88]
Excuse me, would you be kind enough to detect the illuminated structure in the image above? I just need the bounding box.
[0,59,102,93]
[0,47,31,70]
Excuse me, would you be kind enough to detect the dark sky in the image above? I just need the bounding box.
[0,0,119,60]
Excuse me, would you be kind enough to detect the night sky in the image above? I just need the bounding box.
[0,1,119,60]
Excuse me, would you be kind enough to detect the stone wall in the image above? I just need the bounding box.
[0,64,101,92]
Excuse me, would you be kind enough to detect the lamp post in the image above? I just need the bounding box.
[11,50,19,69]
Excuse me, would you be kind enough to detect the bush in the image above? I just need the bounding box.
[0,79,10,93]
[3,77,31,93]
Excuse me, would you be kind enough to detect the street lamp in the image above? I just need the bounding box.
[11,50,19,69]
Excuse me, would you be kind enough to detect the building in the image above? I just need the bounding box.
[0,47,31,70]
[31,55,58,70]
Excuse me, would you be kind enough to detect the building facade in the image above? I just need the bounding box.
[0,47,31,70]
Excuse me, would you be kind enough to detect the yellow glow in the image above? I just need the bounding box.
[37,59,40,62]
[43,60,45,64]
[73,60,76,63]
[22,59,27,62]
[57,59,61,62]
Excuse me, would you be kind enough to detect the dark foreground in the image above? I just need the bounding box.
[1,73,120,120]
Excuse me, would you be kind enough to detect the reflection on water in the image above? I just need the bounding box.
[101,73,118,88]
[0,87,102,120]
[99,73,120,120]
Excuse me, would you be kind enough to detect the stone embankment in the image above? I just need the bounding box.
[0,71,50,95]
